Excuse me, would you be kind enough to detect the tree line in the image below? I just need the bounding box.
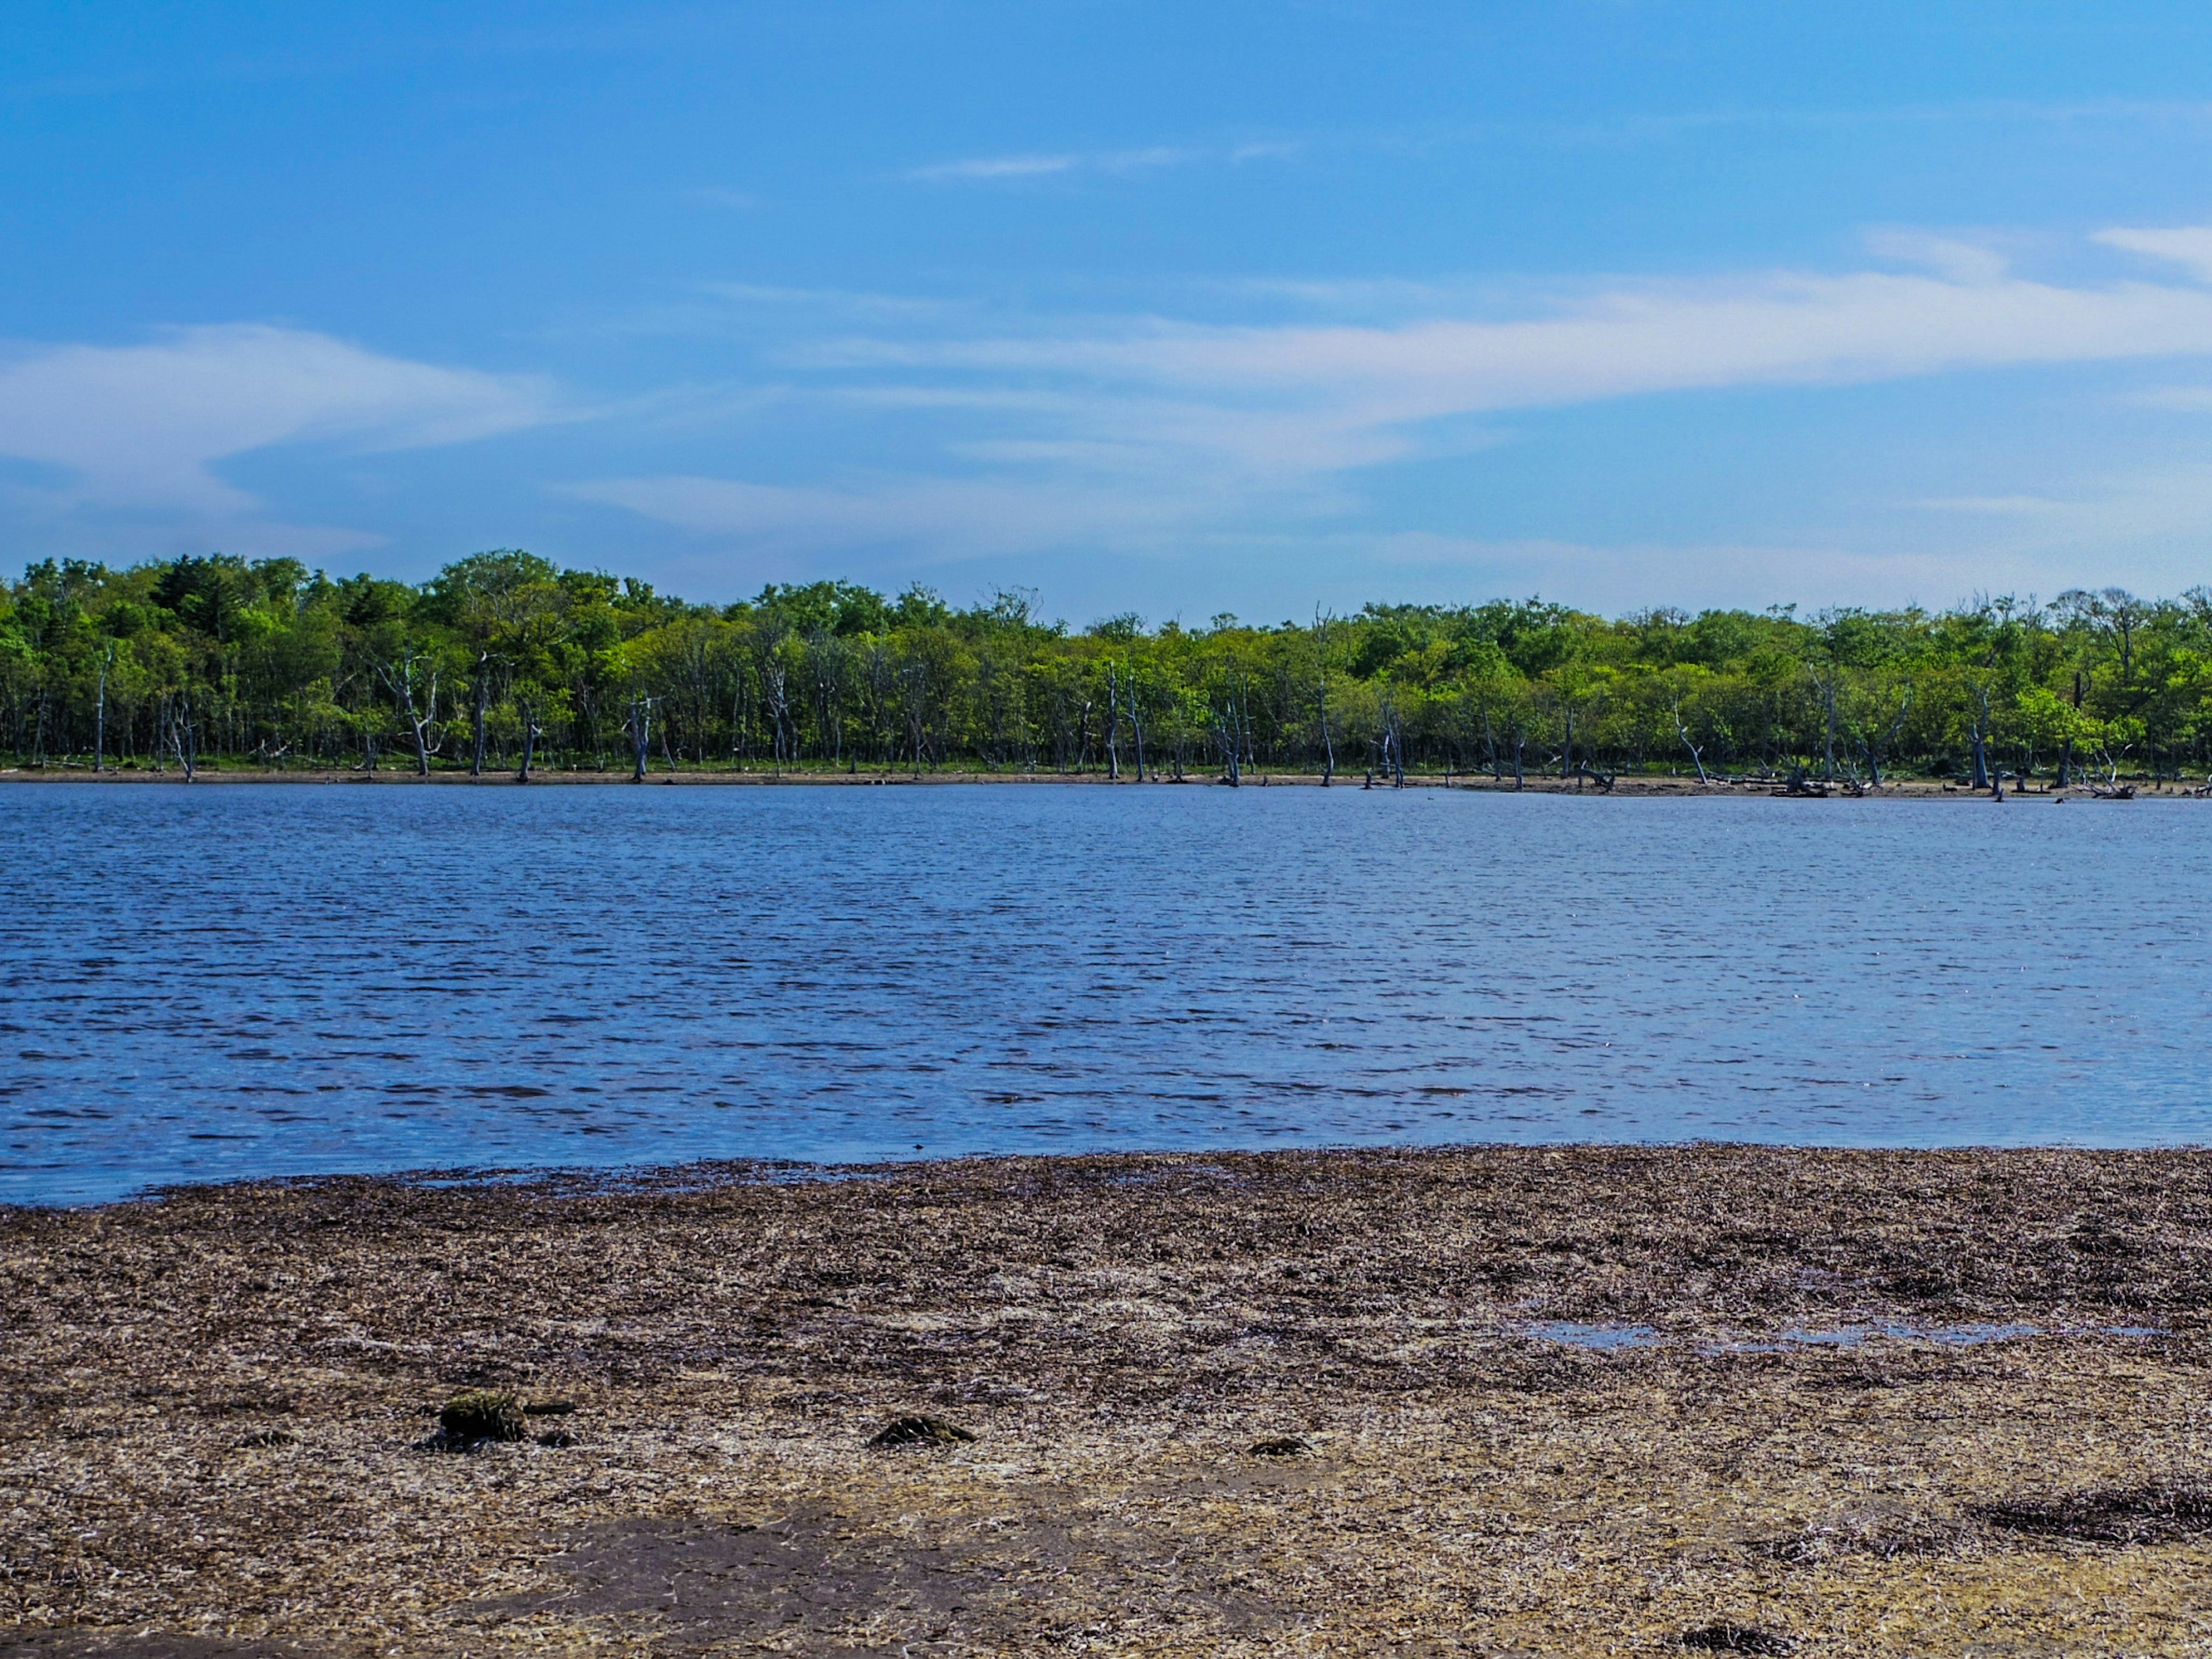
[4,550,2209,787]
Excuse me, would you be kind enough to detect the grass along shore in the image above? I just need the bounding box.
[5,1145,2212,1656]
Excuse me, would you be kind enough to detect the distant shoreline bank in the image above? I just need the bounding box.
[2,766,2184,798]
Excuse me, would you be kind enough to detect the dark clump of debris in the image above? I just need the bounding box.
[1974,1484,2212,1545]
[1248,1436,1309,1457]
[421,1389,527,1452]
[1753,1504,1958,1565]
[1681,1624,1795,1654]
[868,1414,975,1448]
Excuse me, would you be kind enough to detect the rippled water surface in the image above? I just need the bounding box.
[4,782,2207,1203]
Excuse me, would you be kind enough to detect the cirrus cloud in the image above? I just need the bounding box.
[817,260,2212,427]
[580,226,2212,559]
[0,323,559,518]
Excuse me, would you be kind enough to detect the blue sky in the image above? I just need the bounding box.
[7,2,2212,623]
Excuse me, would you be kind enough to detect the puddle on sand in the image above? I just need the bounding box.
[1521,1321,1662,1351]
[1778,1321,2041,1348]
[1518,1321,2165,1354]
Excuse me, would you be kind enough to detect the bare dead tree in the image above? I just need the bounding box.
[1106,662,1122,781]
[1126,664,1149,781]
[516,701,544,782]
[166,691,197,782]
[373,649,440,777]
[1967,682,1994,791]
[2056,670,2082,787]
[1378,692,1406,787]
[761,653,792,777]
[1862,685,1912,788]
[806,629,847,769]
[1673,698,1709,784]
[469,651,492,777]
[1810,669,1840,779]
[626,694,654,782]
[1314,607,1337,786]
[902,658,929,778]
[93,642,113,774]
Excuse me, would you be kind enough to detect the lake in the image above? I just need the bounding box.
[3,781,2207,1205]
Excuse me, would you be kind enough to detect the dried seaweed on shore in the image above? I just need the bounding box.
[6,1144,2212,1656]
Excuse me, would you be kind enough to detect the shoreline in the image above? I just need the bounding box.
[1,765,2185,798]
[7,1142,2212,1655]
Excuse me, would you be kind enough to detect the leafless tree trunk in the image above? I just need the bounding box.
[1315,608,1336,786]
[471,653,490,776]
[1673,699,1708,783]
[762,656,791,777]
[1379,694,1405,787]
[1863,685,1911,788]
[1126,665,1148,781]
[627,694,653,782]
[901,660,929,778]
[93,643,113,774]
[516,702,542,782]
[1106,664,1122,781]
[374,651,439,777]
[168,692,197,781]
[2057,670,2082,786]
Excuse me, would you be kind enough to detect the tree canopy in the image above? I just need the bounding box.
[6,554,2210,785]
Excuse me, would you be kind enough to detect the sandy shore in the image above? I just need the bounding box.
[5,1145,2211,1657]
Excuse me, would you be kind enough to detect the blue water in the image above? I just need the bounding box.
[2,783,2207,1205]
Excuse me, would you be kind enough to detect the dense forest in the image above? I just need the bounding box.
[4,551,2210,786]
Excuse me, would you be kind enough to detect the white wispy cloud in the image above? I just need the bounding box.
[0,323,558,518]
[575,223,2212,596]
[1917,462,2212,547]
[841,263,2212,419]
[2093,225,2212,283]
[905,141,1294,184]
[1860,227,2013,285]
[909,153,1084,182]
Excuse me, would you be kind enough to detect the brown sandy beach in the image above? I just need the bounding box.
[5,1145,2211,1657]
